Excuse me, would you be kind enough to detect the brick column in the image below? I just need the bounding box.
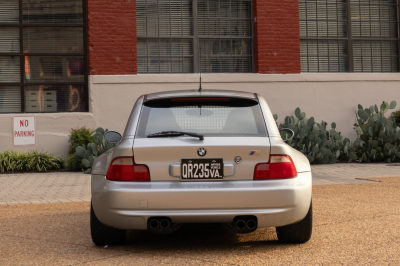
[87,0,137,75]
[253,0,301,74]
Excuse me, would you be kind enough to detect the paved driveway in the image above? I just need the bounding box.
[1,176,399,265]
[1,164,400,205]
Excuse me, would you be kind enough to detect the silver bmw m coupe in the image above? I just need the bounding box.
[90,89,312,245]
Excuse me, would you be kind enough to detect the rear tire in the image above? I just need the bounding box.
[276,201,312,243]
[90,202,127,246]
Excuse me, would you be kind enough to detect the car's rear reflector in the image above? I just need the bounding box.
[254,155,297,180]
[171,97,230,102]
[106,157,150,182]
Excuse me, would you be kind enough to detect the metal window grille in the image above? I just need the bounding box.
[137,0,253,73]
[0,0,88,114]
[300,0,400,72]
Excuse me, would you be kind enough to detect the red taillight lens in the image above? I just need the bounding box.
[106,157,150,182]
[254,155,297,180]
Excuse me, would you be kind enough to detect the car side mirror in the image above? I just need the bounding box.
[279,128,294,142]
[104,131,122,143]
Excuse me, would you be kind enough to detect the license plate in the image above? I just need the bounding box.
[181,158,224,180]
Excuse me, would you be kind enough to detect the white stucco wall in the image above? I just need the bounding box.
[1,73,399,156]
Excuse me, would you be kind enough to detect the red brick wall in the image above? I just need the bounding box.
[87,0,137,75]
[253,0,301,74]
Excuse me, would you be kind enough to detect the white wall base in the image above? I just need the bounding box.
[1,73,399,156]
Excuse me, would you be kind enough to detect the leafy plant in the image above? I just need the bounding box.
[74,127,116,173]
[353,100,400,163]
[0,150,63,173]
[67,126,95,171]
[68,126,95,154]
[274,108,344,164]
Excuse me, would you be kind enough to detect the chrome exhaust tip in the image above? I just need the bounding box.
[236,220,246,230]
[160,219,170,229]
[247,219,256,230]
[149,219,160,229]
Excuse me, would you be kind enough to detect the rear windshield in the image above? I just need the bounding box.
[136,102,268,138]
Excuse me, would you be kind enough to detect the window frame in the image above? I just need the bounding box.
[0,0,88,113]
[136,0,254,74]
[299,0,400,72]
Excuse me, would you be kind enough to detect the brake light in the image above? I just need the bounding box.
[254,155,297,180]
[106,157,150,182]
[172,98,230,102]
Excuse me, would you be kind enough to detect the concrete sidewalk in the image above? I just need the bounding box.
[0,164,399,205]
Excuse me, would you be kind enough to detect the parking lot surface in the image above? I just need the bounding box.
[1,176,399,265]
[1,163,400,205]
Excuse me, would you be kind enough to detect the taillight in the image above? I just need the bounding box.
[254,155,297,180]
[106,157,150,182]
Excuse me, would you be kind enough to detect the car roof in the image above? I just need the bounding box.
[145,89,256,101]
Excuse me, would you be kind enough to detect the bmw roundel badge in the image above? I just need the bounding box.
[197,147,207,157]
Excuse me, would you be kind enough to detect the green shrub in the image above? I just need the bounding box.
[68,126,95,154]
[353,101,400,163]
[74,127,116,174]
[0,150,63,173]
[67,126,95,171]
[274,108,343,164]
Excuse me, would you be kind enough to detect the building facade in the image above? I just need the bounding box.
[0,0,400,155]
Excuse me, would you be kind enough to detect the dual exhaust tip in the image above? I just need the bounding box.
[149,218,171,230]
[229,216,258,233]
[235,219,257,230]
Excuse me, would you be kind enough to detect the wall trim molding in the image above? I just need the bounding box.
[92,73,400,84]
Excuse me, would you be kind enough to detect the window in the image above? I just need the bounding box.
[0,0,87,114]
[137,105,267,137]
[300,0,400,72]
[137,0,253,73]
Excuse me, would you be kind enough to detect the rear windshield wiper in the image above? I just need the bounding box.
[147,131,204,140]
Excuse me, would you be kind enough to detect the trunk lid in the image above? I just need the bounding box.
[133,137,270,181]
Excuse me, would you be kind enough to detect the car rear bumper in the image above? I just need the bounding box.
[91,172,312,230]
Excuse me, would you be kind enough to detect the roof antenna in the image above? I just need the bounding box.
[198,47,202,92]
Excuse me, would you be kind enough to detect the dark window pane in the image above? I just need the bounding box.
[136,0,193,37]
[200,38,252,73]
[0,27,20,53]
[138,38,193,73]
[299,0,348,72]
[0,56,20,82]
[24,56,84,83]
[353,41,399,72]
[22,0,83,24]
[0,0,19,23]
[25,84,86,113]
[23,27,84,53]
[300,40,348,72]
[0,86,21,113]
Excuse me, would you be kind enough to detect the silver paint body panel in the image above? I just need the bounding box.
[91,89,312,230]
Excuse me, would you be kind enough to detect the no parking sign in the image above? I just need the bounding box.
[13,117,36,146]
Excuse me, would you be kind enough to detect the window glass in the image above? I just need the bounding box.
[0,0,19,23]
[22,0,83,24]
[0,86,21,113]
[0,27,20,53]
[300,0,400,72]
[23,27,84,53]
[0,56,20,83]
[0,0,87,113]
[137,105,267,137]
[137,0,253,73]
[24,56,84,83]
[24,84,86,113]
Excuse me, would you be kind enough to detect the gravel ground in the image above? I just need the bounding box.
[1,177,399,265]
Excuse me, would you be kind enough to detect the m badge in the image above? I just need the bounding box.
[249,150,261,155]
